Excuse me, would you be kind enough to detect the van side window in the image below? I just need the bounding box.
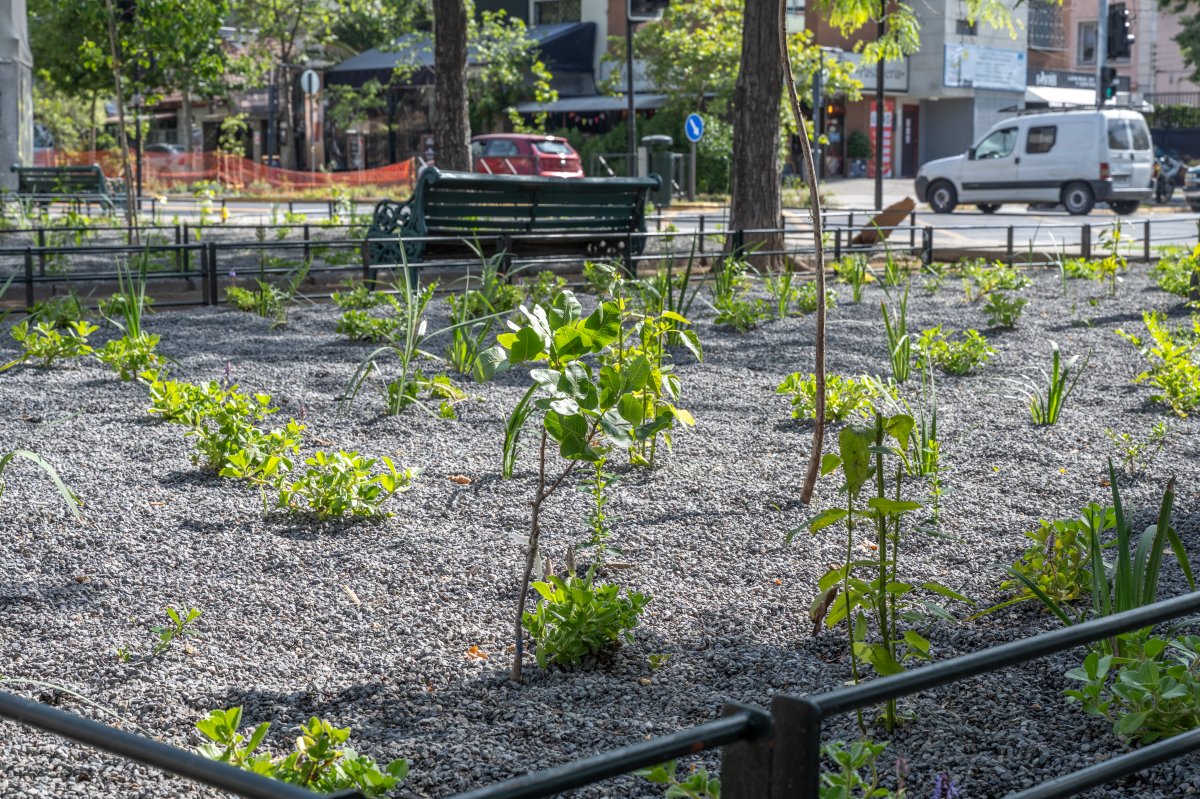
[975,127,1017,159]
[1130,120,1152,150]
[1026,126,1057,154]
[1107,120,1131,150]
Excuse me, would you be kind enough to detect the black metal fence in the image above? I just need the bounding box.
[3,594,1200,798]
[2,211,1199,313]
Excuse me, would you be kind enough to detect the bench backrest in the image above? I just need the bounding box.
[13,165,112,196]
[407,168,660,238]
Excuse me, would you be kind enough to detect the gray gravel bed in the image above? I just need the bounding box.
[0,264,1198,798]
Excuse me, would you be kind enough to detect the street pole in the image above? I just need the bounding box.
[1095,0,1109,106]
[267,72,278,167]
[626,18,637,177]
[874,10,885,211]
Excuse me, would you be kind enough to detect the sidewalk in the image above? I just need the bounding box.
[818,177,919,210]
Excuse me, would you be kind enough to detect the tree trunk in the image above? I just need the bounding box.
[432,0,471,171]
[729,0,784,268]
[180,86,194,168]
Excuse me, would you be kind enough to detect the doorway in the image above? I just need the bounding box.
[901,105,919,178]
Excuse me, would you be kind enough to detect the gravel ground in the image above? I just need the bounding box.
[1,263,1198,799]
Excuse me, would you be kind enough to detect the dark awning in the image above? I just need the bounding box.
[326,22,595,89]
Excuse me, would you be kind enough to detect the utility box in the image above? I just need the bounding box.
[641,135,674,208]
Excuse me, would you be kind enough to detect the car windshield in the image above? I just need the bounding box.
[533,141,572,155]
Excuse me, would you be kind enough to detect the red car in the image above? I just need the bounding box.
[471,134,584,178]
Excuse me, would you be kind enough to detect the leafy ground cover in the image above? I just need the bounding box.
[0,264,1198,798]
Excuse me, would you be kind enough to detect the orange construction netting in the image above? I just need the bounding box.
[34,149,416,191]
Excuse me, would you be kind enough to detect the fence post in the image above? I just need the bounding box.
[24,246,34,310]
[770,695,822,799]
[699,214,706,255]
[174,224,182,274]
[498,234,513,279]
[1006,225,1014,266]
[1081,224,1092,260]
[182,223,190,275]
[923,225,934,266]
[36,227,45,277]
[361,242,372,289]
[909,210,916,252]
[623,233,636,279]
[1144,219,1151,262]
[303,223,311,264]
[720,703,774,799]
[206,242,218,306]
[731,229,745,257]
[834,228,842,262]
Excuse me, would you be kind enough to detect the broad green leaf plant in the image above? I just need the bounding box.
[477,290,670,681]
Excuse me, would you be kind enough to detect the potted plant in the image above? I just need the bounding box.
[846,131,871,178]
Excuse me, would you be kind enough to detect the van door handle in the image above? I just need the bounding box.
[1015,157,1021,165]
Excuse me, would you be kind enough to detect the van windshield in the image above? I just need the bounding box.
[975,127,1017,159]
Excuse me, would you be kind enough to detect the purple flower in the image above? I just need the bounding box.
[932,772,961,799]
[228,270,237,278]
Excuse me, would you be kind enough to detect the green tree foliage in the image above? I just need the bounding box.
[470,11,558,133]
[608,0,860,129]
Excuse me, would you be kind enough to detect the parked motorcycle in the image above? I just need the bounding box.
[1154,151,1186,204]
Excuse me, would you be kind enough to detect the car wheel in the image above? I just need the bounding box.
[1110,201,1140,215]
[977,203,1000,214]
[929,180,957,214]
[1061,181,1095,216]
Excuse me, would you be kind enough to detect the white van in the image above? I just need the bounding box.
[914,109,1154,215]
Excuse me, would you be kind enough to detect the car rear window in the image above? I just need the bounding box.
[1026,126,1057,154]
[1107,120,1132,150]
[1130,119,1152,150]
[534,141,573,155]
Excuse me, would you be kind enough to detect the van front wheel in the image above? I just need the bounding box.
[1061,182,1095,215]
[1110,201,1140,215]
[929,181,957,214]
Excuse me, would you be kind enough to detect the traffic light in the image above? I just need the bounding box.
[628,0,669,21]
[1101,66,1119,101]
[1106,3,1135,60]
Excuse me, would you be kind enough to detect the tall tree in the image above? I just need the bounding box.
[729,0,784,260]
[431,0,469,170]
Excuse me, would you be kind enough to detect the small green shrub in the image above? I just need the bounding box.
[981,291,1027,327]
[1067,630,1200,743]
[97,334,164,381]
[1104,422,1169,476]
[274,451,417,519]
[713,296,772,331]
[336,309,402,342]
[29,293,87,328]
[195,707,408,797]
[776,373,885,423]
[116,606,202,663]
[915,326,993,375]
[4,320,97,370]
[1002,504,1113,607]
[1117,311,1200,416]
[524,270,568,308]
[174,383,305,474]
[960,259,1030,302]
[1150,244,1200,300]
[793,280,838,314]
[522,574,650,669]
[331,284,388,310]
[145,376,213,423]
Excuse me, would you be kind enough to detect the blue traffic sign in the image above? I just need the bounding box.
[684,113,705,143]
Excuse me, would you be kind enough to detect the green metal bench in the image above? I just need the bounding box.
[11,164,126,212]
[365,168,660,281]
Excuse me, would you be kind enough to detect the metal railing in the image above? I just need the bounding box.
[4,594,1199,798]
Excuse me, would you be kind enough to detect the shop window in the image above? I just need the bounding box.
[1077,21,1097,65]
[534,0,581,24]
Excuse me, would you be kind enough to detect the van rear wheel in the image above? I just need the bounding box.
[929,180,957,214]
[977,204,1000,214]
[1061,182,1095,215]
[1110,201,1140,215]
